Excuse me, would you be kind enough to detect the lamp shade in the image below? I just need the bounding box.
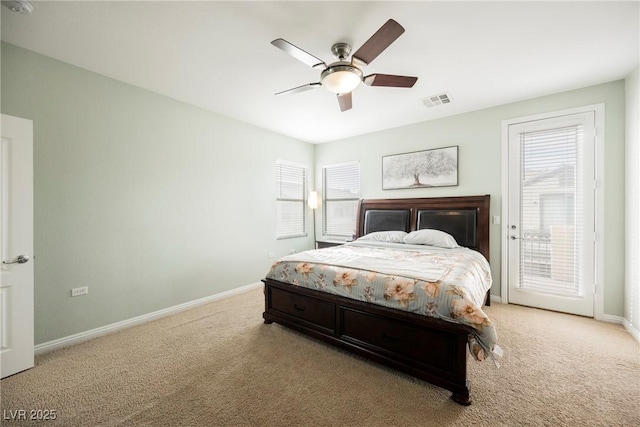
[308,191,318,209]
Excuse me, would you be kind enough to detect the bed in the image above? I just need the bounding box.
[262,195,497,405]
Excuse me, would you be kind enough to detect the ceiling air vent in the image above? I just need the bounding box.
[2,0,34,14]
[422,93,452,108]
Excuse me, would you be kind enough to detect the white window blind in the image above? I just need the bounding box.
[275,161,307,239]
[323,162,360,237]
[519,125,584,296]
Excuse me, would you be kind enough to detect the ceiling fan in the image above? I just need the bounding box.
[271,19,418,112]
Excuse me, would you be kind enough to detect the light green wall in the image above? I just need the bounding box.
[625,66,639,331]
[315,81,626,317]
[0,41,629,344]
[1,43,315,344]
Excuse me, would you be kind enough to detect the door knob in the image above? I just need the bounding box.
[3,255,29,264]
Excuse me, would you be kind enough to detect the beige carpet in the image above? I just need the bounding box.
[1,287,638,426]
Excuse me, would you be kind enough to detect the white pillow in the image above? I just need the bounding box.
[403,229,459,248]
[357,230,407,244]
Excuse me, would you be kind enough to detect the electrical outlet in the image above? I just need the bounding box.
[71,286,88,297]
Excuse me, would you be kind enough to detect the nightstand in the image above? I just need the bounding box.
[316,240,346,249]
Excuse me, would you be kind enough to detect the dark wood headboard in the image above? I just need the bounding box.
[355,195,490,262]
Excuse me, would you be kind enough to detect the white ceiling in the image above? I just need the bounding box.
[1,1,638,143]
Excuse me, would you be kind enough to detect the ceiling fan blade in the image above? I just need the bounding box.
[337,92,352,112]
[271,38,327,69]
[352,19,405,67]
[275,82,322,96]
[363,74,418,88]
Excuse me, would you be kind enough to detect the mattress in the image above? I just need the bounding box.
[266,241,501,362]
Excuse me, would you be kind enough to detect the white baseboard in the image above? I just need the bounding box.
[34,282,264,355]
[35,283,640,353]
[623,318,640,343]
[577,313,640,343]
[600,313,623,324]
[488,297,639,342]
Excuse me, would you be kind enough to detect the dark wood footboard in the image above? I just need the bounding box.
[263,278,474,405]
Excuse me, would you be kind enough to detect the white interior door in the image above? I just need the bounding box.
[507,110,596,317]
[1,114,34,378]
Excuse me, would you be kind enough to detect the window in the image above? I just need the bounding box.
[275,161,307,239]
[323,162,360,237]
[518,124,586,293]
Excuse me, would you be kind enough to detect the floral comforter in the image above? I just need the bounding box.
[265,241,500,362]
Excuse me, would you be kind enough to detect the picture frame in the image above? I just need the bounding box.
[382,146,458,190]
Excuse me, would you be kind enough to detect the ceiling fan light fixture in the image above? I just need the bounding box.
[320,64,363,94]
[272,19,417,111]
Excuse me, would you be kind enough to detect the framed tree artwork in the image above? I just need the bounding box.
[382,146,458,190]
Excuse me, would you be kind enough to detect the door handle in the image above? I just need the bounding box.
[510,236,521,240]
[3,255,30,264]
